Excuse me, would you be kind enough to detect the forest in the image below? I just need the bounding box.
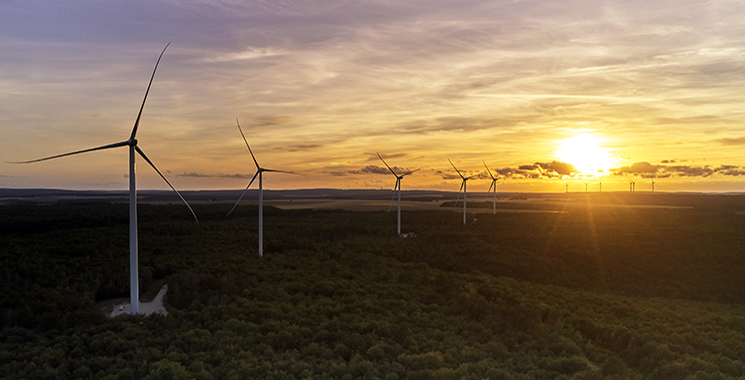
[2,192,745,379]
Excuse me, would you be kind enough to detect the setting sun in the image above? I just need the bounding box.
[555,135,615,177]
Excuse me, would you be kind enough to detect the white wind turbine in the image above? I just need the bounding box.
[227,119,298,257]
[449,158,474,224]
[377,153,418,235]
[11,43,198,315]
[483,161,499,215]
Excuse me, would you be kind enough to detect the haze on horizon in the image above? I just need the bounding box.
[2,0,745,193]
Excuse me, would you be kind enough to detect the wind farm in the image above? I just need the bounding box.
[4,0,745,378]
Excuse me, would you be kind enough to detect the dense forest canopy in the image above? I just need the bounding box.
[2,193,745,379]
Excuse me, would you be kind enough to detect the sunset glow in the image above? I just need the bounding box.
[555,135,615,177]
[2,1,745,192]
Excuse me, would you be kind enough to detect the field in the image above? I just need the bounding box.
[2,191,745,379]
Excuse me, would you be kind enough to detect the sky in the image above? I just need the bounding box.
[2,0,745,193]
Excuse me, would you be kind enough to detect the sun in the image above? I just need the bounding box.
[555,135,615,176]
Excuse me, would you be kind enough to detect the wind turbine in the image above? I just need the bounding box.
[377,153,418,235]
[227,119,298,256]
[483,161,499,215]
[11,43,198,315]
[449,158,474,224]
[651,179,655,192]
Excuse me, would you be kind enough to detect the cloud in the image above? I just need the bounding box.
[534,161,579,177]
[178,172,254,179]
[439,161,578,180]
[611,162,663,176]
[273,144,322,152]
[204,47,286,63]
[715,137,745,146]
[348,165,415,175]
[252,116,294,128]
[610,162,745,178]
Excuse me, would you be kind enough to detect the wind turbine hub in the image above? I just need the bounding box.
[128,139,138,146]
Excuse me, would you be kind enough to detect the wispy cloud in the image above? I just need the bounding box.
[179,172,254,179]
[715,137,745,146]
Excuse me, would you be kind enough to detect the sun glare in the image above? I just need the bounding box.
[555,135,614,176]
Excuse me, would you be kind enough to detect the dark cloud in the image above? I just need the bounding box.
[534,161,579,177]
[436,170,463,180]
[715,165,745,176]
[612,162,663,176]
[332,165,416,176]
[441,161,577,180]
[668,166,715,178]
[610,162,745,178]
[352,165,392,175]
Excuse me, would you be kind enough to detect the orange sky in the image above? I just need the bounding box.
[2,0,745,193]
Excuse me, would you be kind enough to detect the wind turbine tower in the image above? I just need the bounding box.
[377,153,418,235]
[227,119,298,256]
[449,158,473,224]
[651,179,655,192]
[11,44,198,314]
[483,161,499,215]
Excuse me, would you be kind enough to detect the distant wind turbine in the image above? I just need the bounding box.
[377,153,418,235]
[10,43,198,315]
[227,119,299,256]
[449,158,474,224]
[483,161,499,214]
[651,179,655,192]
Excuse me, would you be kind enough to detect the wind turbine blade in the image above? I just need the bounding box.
[236,118,260,170]
[376,152,399,177]
[262,168,303,175]
[129,42,170,141]
[401,168,420,177]
[135,146,199,223]
[485,181,494,201]
[454,180,464,206]
[483,161,496,180]
[448,158,465,179]
[387,180,398,213]
[9,141,129,164]
[226,171,260,216]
